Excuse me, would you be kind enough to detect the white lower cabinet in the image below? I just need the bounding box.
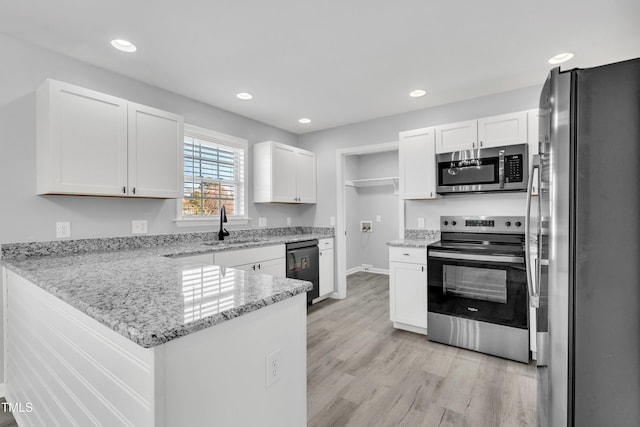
[214,245,286,278]
[318,238,334,298]
[169,244,286,277]
[389,247,428,335]
[232,257,284,276]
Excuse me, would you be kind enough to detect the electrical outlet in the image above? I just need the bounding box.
[418,217,425,228]
[363,264,373,271]
[265,349,282,388]
[376,215,382,222]
[132,220,148,234]
[259,217,267,227]
[56,222,71,239]
[286,217,292,226]
[330,216,336,226]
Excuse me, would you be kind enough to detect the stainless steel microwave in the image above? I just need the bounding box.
[436,144,528,194]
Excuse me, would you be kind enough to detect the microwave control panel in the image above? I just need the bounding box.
[504,154,523,183]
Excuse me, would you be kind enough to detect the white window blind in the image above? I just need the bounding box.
[182,125,247,218]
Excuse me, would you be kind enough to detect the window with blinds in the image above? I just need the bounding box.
[182,125,247,218]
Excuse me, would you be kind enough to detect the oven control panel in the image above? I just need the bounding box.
[440,216,525,234]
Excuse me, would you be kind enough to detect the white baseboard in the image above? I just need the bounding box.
[346,266,362,275]
[346,266,389,276]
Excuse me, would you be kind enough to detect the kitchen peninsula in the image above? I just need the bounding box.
[1,229,331,426]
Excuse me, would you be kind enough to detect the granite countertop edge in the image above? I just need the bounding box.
[386,237,440,248]
[1,233,329,348]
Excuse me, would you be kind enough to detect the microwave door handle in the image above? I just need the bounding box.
[525,154,540,308]
[498,149,506,189]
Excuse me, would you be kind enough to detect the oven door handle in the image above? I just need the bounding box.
[428,251,523,264]
[525,154,540,308]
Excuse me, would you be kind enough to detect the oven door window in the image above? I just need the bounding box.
[438,157,498,187]
[443,265,507,303]
[428,258,528,329]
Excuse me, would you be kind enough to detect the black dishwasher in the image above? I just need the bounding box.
[286,240,319,304]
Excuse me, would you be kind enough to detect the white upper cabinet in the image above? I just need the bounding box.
[253,141,316,204]
[295,149,316,203]
[478,111,528,149]
[434,111,529,153]
[399,127,437,199]
[128,103,183,198]
[37,79,183,198]
[37,79,129,196]
[434,120,477,153]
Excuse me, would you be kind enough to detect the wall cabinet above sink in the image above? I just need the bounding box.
[36,79,183,198]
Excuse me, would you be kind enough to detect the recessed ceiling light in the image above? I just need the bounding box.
[409,89,427,98]
[298,118,311,124]
[110,39,137,53]
[548,52,574,64]
[236,92,253,100]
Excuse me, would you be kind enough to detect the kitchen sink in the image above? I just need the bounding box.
[202,237,269,246]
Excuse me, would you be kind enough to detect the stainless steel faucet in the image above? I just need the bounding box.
[218,205,229,240]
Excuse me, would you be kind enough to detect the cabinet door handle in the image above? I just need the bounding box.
[421,266,424,272]
[403,253,410,256]
[257,264,261,270]
[480,141,483,147]
[252,265,256,270]
[122,186,126,194]
[132,187,136,195]
[472,142,476,148]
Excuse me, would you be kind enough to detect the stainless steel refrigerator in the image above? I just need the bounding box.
[527,58,640,426]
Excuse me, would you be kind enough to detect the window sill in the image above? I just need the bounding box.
[174,217,250,228]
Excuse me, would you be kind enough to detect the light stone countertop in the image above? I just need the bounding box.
[386,237,440,248]
[2,233,331,348]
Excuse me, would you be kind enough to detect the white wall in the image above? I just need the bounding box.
[345,151,399,271]
[405,192,527,230]
[297,84,543,228]
[0,34,307,245]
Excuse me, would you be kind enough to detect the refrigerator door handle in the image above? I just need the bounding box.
[525,154,540,308]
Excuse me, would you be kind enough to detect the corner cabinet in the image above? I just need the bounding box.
[389,246,427,335]
[253,141,316,204]
[398,127,437,199]
[36,79,183,198]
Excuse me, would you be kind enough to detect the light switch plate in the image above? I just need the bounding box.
[418,217,425,228]
[286,217,292,226]
[259,217,267,227]
[376,215,382,222]
[330,216,336,226]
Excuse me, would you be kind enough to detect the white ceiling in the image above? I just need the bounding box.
[1,0,639,134]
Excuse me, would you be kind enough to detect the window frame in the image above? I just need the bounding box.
[175,124,249,227]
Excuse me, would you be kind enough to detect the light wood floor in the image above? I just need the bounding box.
[307,272,537,427]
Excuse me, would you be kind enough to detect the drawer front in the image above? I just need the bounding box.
[214,244,285,267]
[389,246,426,264]
[318,238,334,250]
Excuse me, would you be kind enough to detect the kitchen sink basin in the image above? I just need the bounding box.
[202,237,269,246]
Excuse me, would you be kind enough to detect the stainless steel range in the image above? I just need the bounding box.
[427,215,529,363]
